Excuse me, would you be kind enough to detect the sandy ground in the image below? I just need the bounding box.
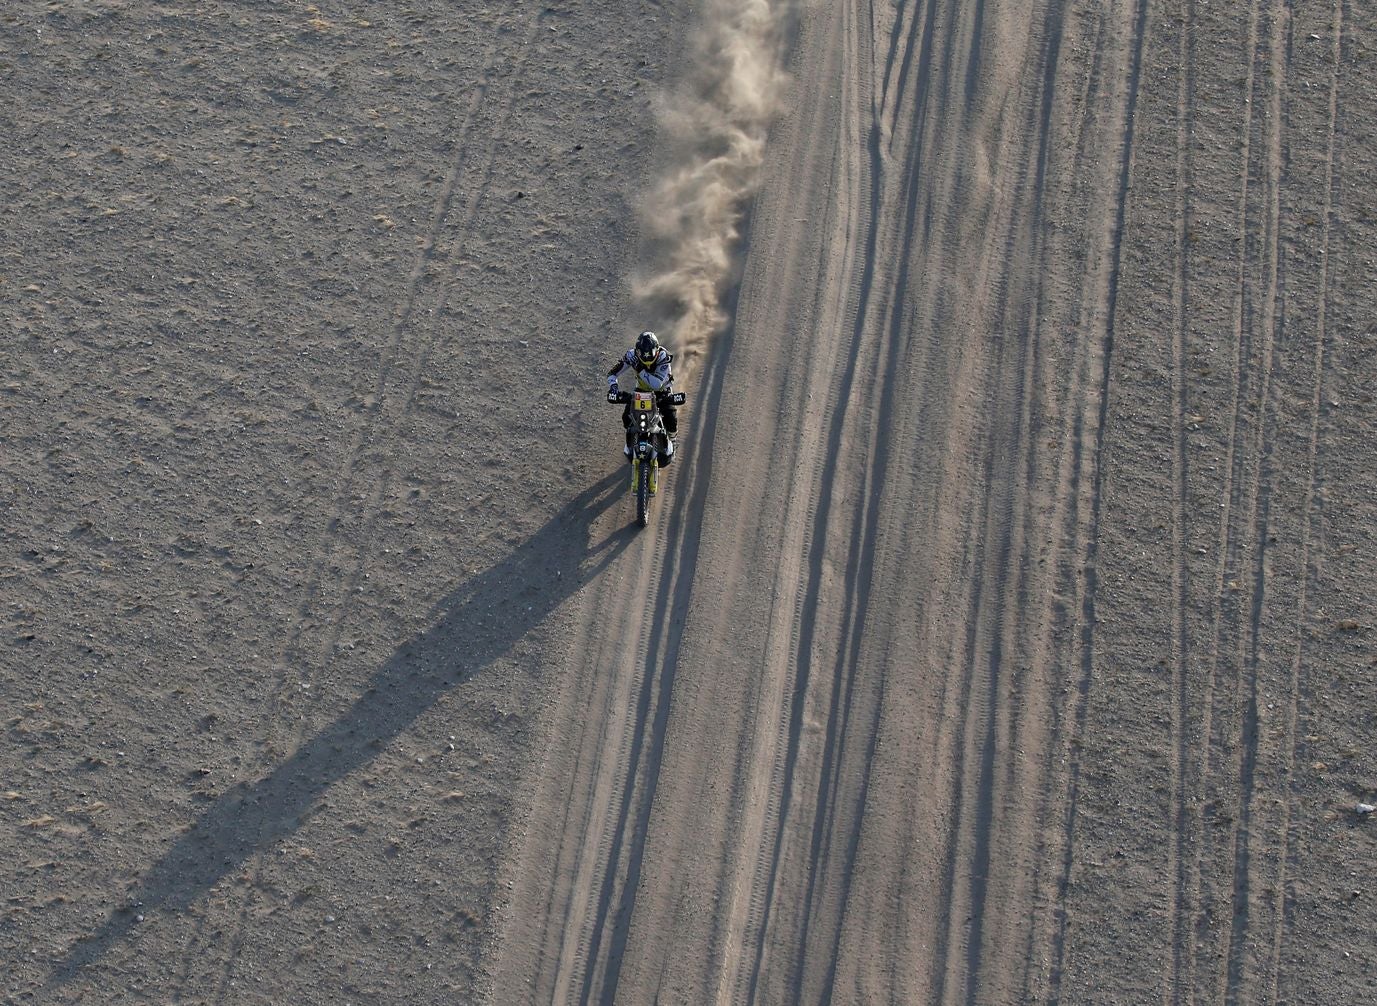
[3,1,1375,1004]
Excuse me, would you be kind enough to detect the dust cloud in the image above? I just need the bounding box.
[632,0,793,376]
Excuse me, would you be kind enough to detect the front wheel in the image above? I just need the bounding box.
[636,458,650,528]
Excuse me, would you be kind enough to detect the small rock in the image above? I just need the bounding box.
[1356,803,1375,817]
[325,914,336,923]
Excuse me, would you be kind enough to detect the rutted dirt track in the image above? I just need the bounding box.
[495,0,1150,1001]
[3,1,1375,1005]
[493,1,1377,1003]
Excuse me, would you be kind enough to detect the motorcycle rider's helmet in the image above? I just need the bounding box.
[635,331,660,367]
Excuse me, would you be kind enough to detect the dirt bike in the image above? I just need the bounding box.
[608,388,686,527]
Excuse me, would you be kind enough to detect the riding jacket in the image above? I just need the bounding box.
[609,348,673,393]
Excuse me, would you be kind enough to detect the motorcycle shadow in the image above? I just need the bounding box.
[48,470,634,986]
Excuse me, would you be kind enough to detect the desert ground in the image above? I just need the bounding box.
[2,0,1374,1003]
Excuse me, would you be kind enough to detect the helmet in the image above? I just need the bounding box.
[635,331,660,367]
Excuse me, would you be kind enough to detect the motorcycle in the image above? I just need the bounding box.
[608,388,686,527]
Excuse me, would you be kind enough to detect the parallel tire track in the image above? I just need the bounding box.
[1267,5,1341,999]
[168,9,545,1000]
[515,518,649,1004]
[577,300,740,1006]
[488,1,1202,1003]
[714,33,866,1004]
[929,9,1081,1002]
[741,1,889,1000]
[1166,6,1199,1005]
[1014,9,1122,996]
[488,5,842,999]
[561,536,664,1004]
[1047,0,1151,995]
[1182,0,1261,995]
[571,536,672,1004]
[1223,6,1288,1001]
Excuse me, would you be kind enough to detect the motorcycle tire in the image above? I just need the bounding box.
[636,458,650,528]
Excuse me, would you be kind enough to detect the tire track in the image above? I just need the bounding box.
[1179,0,1275,997]
[719,2,934,995]
[569,538,673,1004]
[162,9,546,1000]
[577,303,742,1006]
[736,2,890,1000]
[969,14,1088,993]
[1223,6,1288,1000]
[495,501,650,1004]
[823,7,1000,1002]
[928,60,1046,1006]
[548,536,661,1004]
[768,3,1069,1000]
[757,3,1104,1000]
[509,285,738,1005]
[527,449,680,1001]
[1266,7,1341,999]
[744,1,965,999]
[931,11,1083,1002]
[1180,0,1261,995]
[721,4,876,999]
[488,5,847,998]
[711,42,867,1006]
[1166,4,1199,1002]
[1047,0,1150,996]
[812,89,941,1006]
[935,286,1030,1006]
[1014,10,1123,996]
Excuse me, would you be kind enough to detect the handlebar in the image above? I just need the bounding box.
[606,390,687,405]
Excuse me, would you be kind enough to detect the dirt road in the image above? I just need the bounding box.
[3,1,1374,1004]
[491,1,1377,1003]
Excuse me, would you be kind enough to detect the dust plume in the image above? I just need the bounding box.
[633,0,793,376]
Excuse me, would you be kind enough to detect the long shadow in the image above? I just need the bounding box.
[50,471,634,984]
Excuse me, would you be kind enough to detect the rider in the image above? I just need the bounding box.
[607,330,677,463]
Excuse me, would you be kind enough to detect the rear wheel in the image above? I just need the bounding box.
[636,457,650,527]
